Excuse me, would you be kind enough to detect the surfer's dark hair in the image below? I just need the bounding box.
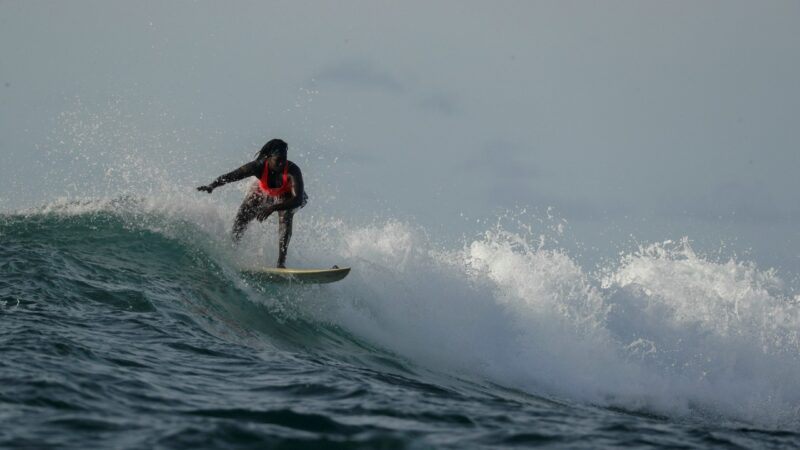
[255,139,287,160]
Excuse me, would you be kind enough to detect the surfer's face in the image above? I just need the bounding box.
[268,153,287,171]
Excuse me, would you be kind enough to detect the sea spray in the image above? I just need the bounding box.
[317,219,800,427]
[602,238,800,426]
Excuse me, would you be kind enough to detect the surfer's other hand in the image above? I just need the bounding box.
[257,206,274,222]
[197,185,214,194]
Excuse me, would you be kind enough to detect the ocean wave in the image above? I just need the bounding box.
[3,196,799,429]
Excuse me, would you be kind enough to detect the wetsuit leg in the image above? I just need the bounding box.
[232,191,264,243]
[277,210,294,268]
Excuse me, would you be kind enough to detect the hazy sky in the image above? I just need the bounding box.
[1,1,799,264]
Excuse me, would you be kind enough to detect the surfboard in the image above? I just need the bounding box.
[241,266,351,284]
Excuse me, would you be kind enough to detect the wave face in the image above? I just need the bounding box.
[2,196,800,448]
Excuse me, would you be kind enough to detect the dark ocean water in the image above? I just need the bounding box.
[2,202,800,449]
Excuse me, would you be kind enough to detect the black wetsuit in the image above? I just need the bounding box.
[210,159,307,267]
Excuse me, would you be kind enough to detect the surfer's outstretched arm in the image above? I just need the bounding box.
[197,161,261,193]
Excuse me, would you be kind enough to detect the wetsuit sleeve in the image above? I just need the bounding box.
[210,161,262,188]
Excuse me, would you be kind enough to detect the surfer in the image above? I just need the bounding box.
[196,139,307,268]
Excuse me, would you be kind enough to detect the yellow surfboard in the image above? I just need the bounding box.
[242,266,351,284]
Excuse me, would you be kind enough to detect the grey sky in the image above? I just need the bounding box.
[1,1,799,266]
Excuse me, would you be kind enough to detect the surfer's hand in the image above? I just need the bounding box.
[197,185,214,194]
[257,206,275,222]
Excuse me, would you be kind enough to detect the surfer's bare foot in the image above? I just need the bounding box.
[277,263,286,269]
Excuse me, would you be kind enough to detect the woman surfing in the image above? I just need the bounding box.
[196,139,307,268]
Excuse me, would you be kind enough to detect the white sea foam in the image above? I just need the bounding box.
[297,219,800,428]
